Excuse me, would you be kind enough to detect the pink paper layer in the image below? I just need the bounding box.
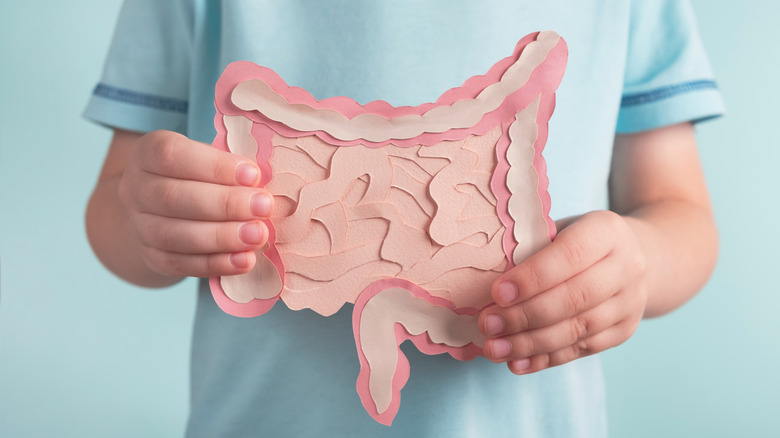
[208,30,568,426]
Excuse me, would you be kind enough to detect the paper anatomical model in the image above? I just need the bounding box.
[210,31,567,425]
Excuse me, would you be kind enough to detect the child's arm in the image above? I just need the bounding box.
[478,122,717,374]
[85,129,275,288]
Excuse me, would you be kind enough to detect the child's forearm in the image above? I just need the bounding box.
[610,122,718,318]
[623,199,717,318]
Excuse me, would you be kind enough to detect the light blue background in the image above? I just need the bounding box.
[0,1,777,437]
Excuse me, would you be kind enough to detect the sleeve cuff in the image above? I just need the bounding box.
[83,84,189,134]
[616,80,726,134]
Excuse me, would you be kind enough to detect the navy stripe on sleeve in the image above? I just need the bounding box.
[93,84,189,114]
[621,80,718,107]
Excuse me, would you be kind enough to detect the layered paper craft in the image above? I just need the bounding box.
[210,31,568,425]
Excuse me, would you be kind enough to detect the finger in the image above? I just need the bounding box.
[130,173,274,221]
[137,130,260,187]
[140,246,258,278]
[480,256,622,336]
[506,317,641,375]
[491,211,623,307]
[483,291,632,362]
[134,214,268,254]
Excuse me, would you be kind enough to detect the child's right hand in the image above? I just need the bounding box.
[86,129,274,287]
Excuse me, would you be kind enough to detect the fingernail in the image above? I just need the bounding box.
[237,163,259,187]
[251,194,272,217]
[229,252,249,269]
[489,339,512,359]
[511,358,532,372]
[239,222,264,245]
[497,282,518,305]
[484,314,505,336]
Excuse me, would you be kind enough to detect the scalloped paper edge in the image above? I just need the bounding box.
[210,31,566,318]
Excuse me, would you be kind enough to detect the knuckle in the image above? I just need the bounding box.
[207,253,230,276]
[598,210,622,229]
[156,223,174,250]
[509,356,542,375]
[214,224,234,251]
[214,152,236,184]
[144,130,182,171]
[155,138,178,168]
[570,316,589,342]
[514,334,536,358]
[222,189,244,219]
[533,304,557,327]
[536,354,551,371]
[565,283,590,315]
[572,338,592,357]
[161,180,181,212]
[165,252,187,277]
[547,349,572,368]
[141,246,174,276]
[139,131,161,158]
[143,129,170,145]
[516,265,544,296]
[630,252,648,277]
[559,239,586,268]
[511,303,532,331]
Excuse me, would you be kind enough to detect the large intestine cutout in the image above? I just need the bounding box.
[210,31,568,425]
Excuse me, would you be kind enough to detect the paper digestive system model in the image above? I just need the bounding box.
[209,30,568,426]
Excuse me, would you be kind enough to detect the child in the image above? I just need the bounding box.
[85,1,723,436]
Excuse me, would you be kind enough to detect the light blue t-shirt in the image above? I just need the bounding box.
[85,1,724,436]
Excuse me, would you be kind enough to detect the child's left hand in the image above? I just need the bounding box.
[478,123,719,374]
[478,210,648,374]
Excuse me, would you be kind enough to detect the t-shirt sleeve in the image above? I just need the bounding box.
[83,0,193,134]
[616,0,725,133]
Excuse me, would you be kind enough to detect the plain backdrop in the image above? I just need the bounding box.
[1,1,777,437]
